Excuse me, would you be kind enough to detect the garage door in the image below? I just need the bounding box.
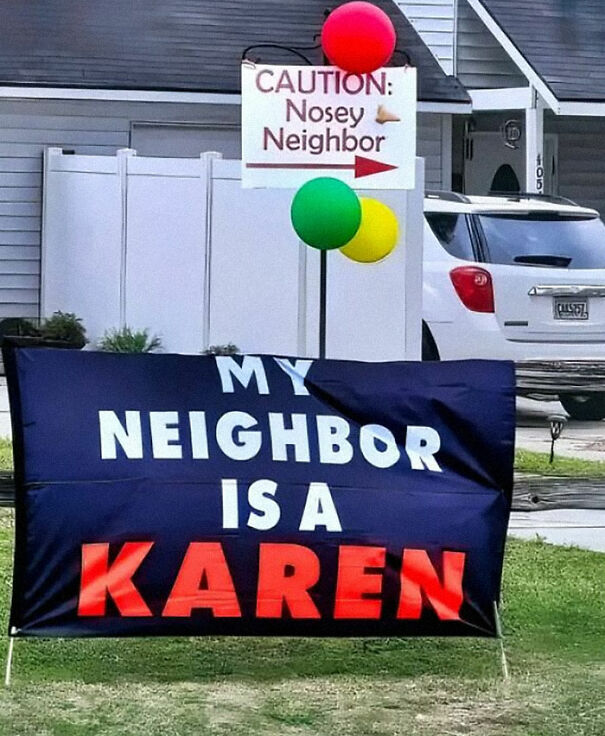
[130,123,241,158]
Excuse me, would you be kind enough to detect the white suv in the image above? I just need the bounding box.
[423,192,605,420]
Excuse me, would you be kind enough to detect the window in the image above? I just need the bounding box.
[425,213,475,261]
[478,214,605,269]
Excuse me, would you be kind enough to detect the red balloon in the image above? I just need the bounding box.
[321,2,396,74]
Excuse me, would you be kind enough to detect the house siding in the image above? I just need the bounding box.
[548,117,605,216]
[0,98,239,319]
[396,1,456,74]
[418,112,447,190]
[456,0,526,89]
[0,99,446,320]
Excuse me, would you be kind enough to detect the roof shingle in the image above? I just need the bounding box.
[477,0,605,102]
[0,0,469,104]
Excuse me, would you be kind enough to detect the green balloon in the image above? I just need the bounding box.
[291,177,361,249]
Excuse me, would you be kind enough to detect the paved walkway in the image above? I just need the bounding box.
[516,396,605,461]
[509,509,605,552]
[511,397,605,553]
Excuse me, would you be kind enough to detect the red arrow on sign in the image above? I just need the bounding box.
[246,155,398,179]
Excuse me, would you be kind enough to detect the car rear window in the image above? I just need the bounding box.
[478,213,605,269]
[425,213,475,260]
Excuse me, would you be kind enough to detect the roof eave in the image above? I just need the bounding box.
[468,1,605,117]
[556,100,605,117]
[417,100,471,114]
[465,0,560,112]
[0,84,242,104]
[0,82,471,111]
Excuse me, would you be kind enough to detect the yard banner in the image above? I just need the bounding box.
[4,348,515,639]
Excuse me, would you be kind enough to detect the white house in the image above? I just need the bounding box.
[5,0,602,336]
[399,0,605,212]
[0,0,470,323]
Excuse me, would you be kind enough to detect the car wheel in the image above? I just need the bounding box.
[422,322,440,361]
[560,394,605,421]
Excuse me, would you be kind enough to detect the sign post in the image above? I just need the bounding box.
[241,62,417,357]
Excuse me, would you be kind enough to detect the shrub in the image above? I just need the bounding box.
[202,343,239,356]
[0,317,40,342]
[39,311,87,348]
[98,326,162,353]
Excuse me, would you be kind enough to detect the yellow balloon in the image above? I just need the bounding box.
[339,197,399,263]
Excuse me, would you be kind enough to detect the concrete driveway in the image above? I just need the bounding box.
[516,396,605,461]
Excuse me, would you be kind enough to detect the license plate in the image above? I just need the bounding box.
[553,297,589,320]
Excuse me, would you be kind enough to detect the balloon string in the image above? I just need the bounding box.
[241,44,319,65]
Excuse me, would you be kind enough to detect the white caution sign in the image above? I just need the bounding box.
[241,63,417,189]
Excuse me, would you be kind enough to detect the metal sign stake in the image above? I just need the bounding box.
[493,601,510,681]
[4,630,16,687]
[319,250,327,358]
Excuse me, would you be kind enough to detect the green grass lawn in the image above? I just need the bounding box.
[0,508,602,736]
[0,441,602,733]
[515,449,605,477]
[0,438,12,472]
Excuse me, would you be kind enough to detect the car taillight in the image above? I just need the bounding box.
[450,266,495,313]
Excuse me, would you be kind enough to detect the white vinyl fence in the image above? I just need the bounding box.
[41,148,424,360]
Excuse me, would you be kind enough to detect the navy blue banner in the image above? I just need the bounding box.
[5,348,514,638]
